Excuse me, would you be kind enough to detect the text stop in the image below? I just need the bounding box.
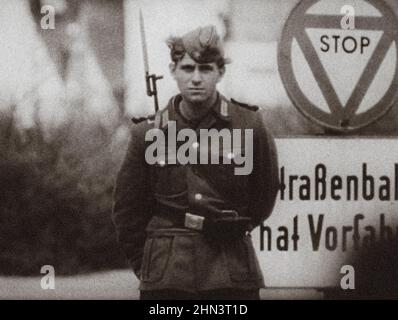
[320,35,371,54]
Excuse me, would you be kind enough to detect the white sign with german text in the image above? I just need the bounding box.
[253,138,398,287]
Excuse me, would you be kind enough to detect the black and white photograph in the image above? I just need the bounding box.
[1,0,398,304]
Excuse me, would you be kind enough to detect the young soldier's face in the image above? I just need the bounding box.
[170,54,225,105]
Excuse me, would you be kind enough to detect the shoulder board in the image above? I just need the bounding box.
[230,98,259,112]
[131,114,155,124]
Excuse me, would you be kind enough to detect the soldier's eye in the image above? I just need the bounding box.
[181,65,195,72]
[199,65,214,72]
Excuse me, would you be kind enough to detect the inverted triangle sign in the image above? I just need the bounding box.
[306,28,383,108]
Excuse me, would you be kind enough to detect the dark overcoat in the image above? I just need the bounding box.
[112,94,279,292]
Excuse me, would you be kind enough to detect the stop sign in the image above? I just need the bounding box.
[278,0,398,131]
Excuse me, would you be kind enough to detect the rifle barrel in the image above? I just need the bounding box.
[139,9,149,73]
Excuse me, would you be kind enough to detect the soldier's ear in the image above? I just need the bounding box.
[169,62,176,78]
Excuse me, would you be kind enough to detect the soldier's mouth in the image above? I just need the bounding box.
[189,88,205,92]
[189,90,205,96]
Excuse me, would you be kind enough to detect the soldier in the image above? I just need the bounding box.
[112,25,279,300]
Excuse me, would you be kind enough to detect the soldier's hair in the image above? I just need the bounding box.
[166,36,227,69]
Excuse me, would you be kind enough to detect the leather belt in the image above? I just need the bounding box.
[154,210,251,240]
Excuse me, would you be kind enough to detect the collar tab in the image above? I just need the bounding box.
[213,96,231,122]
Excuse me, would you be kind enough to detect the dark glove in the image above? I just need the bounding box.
[204,213,252,240]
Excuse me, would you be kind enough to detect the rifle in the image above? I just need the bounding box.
[139,9,163,112]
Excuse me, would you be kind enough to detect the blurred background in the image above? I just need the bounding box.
[1,0,127,277]
[0,0,398,298]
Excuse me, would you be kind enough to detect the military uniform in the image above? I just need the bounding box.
[112,25,279,299]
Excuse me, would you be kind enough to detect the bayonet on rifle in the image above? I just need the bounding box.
[139,9,163,112]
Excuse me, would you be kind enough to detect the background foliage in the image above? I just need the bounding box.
[0,107,129,276]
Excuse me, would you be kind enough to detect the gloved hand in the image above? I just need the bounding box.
[204,215,252,240]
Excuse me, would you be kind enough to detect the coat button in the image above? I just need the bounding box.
[192,142,199,150]
[194,193,203,201]
[227,152,235,160]
[158,159,166,167]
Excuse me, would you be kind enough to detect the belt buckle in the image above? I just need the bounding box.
[184,213,205,231]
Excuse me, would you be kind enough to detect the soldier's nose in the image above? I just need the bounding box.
[191,69,202,84]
